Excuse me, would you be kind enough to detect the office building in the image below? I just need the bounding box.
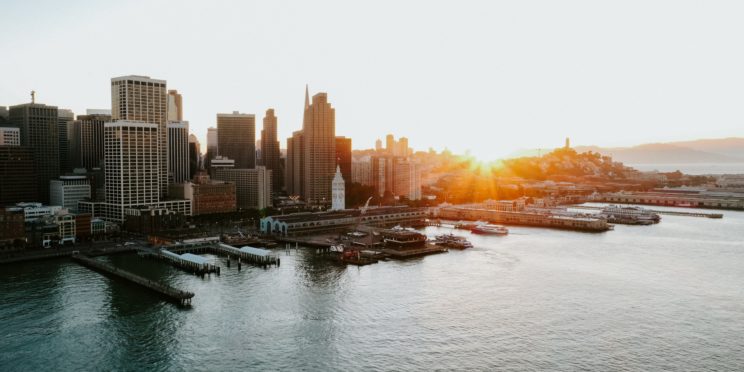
[167,121,189,183]
[206,127,218,165]
[393,160,422,200]
[73,113,110,169]
[0,146,37,205]
[103,121,160,221]
[371,156,388,196]
[167,89,183,122]
[261,109,282,192]
[97,120,190,223]
[217,111,255,168]
[208,156,235,178]
[386,134,395,155]
[0,106,8,124]
[398,137,410,157]
[214,167,272,210]
[188,134,200,179]
[0,127,20,146]
[335,136,352,184]
[352,157,373,186]
[111,75,168,197]
[301,87,336,205]
[286,130,304,197]
[58,109,75,173]
[170,172,237,215]
[375,138,383,152]
[50,175,91,213]
[8,102,60,203]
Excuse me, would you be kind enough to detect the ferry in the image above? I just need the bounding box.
[471,224,509,235]
[381,226,427,247]
[599,205,660,225]
[433,233,473,249]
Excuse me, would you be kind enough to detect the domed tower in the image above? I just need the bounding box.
[331,165,345,211]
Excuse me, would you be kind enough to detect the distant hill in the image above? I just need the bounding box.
[667,137,744,159]
[508,137,744,164]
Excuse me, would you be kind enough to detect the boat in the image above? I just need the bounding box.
[454,220,485,230]
[471,224,509,235]
[599,205,660,224]
[380,227,427,247]
[433,233,473,249]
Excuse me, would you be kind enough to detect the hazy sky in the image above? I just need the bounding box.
[1,0,743,160]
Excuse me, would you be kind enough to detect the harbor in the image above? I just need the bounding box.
[7,208,742,371]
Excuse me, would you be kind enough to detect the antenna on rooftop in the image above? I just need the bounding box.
[31,90,36,104]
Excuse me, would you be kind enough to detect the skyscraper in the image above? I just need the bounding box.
[167,121,190,184]
[217,111,255,168]
[335,136,352,184]
[58,109,75,173]
[398,137,410,157]
[375,138,383,152]
[261,108,282,192]
[302,89,336,205]
[167,89,183,122]
[386,134,395,155]
[111,75,168,197]
[206,127,218,166]
[74,113,110,169]
[188,134,200,179]
[9,102,60,203]
[103,121,160,221]
[286,130,304,197]
[0,146,37,205]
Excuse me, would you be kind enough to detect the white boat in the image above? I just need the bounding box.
[471,224,509,235]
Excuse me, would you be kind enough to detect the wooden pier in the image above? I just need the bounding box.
[72,255,194,306]
[567,205,723,219]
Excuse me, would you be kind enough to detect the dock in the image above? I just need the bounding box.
[139,248,220,276]
[72,255,194,306]
[567,205,723,219]
[162,240,280,268]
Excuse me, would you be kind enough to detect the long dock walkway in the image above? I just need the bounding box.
[72,255,194,306]
[163,241,280,268]
[567,205,723,218]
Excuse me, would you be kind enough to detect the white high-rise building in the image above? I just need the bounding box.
[0,127,20,146]
[167,121,189,184]
[331,165,345,210]
[111,75,168,197]
[104,121,160,221]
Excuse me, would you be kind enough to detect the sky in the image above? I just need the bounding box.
[1,0,743,161]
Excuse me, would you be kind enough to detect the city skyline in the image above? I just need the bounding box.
[2,1,743,161]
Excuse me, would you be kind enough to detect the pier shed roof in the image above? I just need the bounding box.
[239,246,273,257]
[181,253,210,265]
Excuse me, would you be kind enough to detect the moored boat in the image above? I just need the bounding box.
[471,224,509,235]
[433,233,473,249]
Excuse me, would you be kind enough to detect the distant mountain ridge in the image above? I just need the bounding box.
[508,137,744,164]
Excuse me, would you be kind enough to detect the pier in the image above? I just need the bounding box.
[72,255,194,306]
[160,239,280,268]
[567,205,723,219]
[139,248,221,275]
